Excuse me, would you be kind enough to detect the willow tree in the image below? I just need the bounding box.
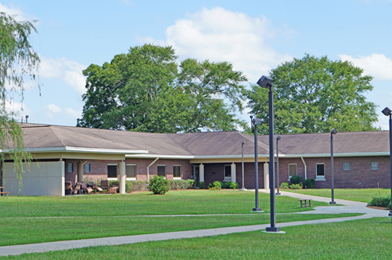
[0,12,40,183]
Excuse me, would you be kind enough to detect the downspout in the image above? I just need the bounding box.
[301,156,307,182]
[147,158,159,180]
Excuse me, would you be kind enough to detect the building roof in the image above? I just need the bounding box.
[16,123,390,158]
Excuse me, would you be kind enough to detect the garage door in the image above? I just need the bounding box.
[3,161,65,196]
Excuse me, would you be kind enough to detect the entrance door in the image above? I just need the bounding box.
[193,166,199,188]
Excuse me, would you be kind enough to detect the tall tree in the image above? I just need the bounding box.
[77,44,247,133]
[0,12,40,182]
[247,54,378,134]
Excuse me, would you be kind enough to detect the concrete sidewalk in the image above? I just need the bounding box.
[0,191,388,257]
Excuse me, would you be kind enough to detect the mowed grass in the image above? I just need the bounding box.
[284,188,391,203]
[0,190,358,246]
[4,217,390,260]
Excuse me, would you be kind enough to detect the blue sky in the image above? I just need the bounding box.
[2,0,392,129]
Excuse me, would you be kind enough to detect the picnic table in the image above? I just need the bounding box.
[299,198,312,208]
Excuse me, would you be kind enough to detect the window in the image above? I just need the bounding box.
[126,164,136,179]
[85,163,90,173]
[343,163,350,171]
[224,165,231,180]
[157,165,166,177]
[316,164,325,180]
[288,164,297,179]
[371,162,378,171]
[68,163,73,173]
[107,165,118,179]
[173,165,181,179]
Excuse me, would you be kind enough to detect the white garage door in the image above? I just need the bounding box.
[3,161,65,196]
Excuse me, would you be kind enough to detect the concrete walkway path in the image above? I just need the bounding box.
[0,191,388,257]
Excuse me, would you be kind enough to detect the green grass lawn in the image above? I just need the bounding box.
[0,190,357,246]
[283,188,391,203]
[3,217,390,260]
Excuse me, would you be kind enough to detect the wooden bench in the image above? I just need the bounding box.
[299,199,312,208]
[0,191,10,198]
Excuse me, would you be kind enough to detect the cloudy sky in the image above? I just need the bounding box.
[1,0,392,129]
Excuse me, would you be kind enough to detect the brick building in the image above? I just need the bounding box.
[1,123,390,196]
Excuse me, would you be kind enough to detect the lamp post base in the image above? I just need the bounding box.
[239,188,248,191]
[329,201,336,205]
[276,192,281,195]
[265,227,283,233]
[252,208,262,212]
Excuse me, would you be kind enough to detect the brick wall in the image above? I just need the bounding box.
[64,158,192,186]
[278,156,390,188]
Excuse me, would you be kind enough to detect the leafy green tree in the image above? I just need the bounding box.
[247,54,378,134]
[0,12,39,183]
[77,44,247,133]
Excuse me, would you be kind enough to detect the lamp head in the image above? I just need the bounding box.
[256,75,273,88]
[276,136,281,141]
[382,107,392,116]
[252,118,263,126]
[331,128,338,135]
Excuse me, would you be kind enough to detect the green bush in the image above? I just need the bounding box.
[131,181,148,191]
[304,178,315,189]
[225,181,238,189]
[199,181,205,189]
[125,181,132,193]
[149,175,169,195]
[289,184,302,189]
[368,196,391,208]
[280,182,289,189]
[187,179,195,188]
[109,180,120,187]
[168,180,190,190]
[209,181,223,190]
[290,175,302,185]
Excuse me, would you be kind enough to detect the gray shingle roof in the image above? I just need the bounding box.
[18,124,389,157]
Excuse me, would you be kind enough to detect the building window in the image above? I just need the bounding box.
[224,165,231,180]
[126,164,136,179]
[157,165,166,177]
[173,165,181,179]
[107,165,118,179]
[371,162,378,171]
[288,164,297,180]
[343,163,350,171]
[85,163,90,173]
[316,164,325,180]
[68,163,73,173]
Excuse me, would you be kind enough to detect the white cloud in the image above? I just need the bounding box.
[42,104,62,118]
[4,99,33,119]
[0,3,37,22]
[339,53,392,81]
[139,7,292,82]
[64,107,81,118]
[39,57,87,95]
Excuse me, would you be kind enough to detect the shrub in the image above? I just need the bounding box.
[149,175,169,195]
[304,178,315,189]
[280,182,289,189]
[225,181,232,189]
[368,196,391,208]
[209,181,223,190]
[168,180,190,190]
[199,181,205,189]
[125,181,132,193]
[225,181,238,189]
[109,180,120,187]
[131,181,148,191]
[290,175,302,185]
[187,179,195,188]
[289,184,302,189]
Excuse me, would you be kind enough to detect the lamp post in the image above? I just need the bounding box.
[240,141,247,191]
[257,75,280,232]
[382,107,392,219]
[251,116,262,212]
[330,128,338,205]
[276,136,281,195]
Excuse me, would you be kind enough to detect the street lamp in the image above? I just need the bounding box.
[276,136,281,195]
[251,116,262,212]
[330,128,338,205]
[240,141,247,191]
[257,75,280,232]
[382,107,392,219]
